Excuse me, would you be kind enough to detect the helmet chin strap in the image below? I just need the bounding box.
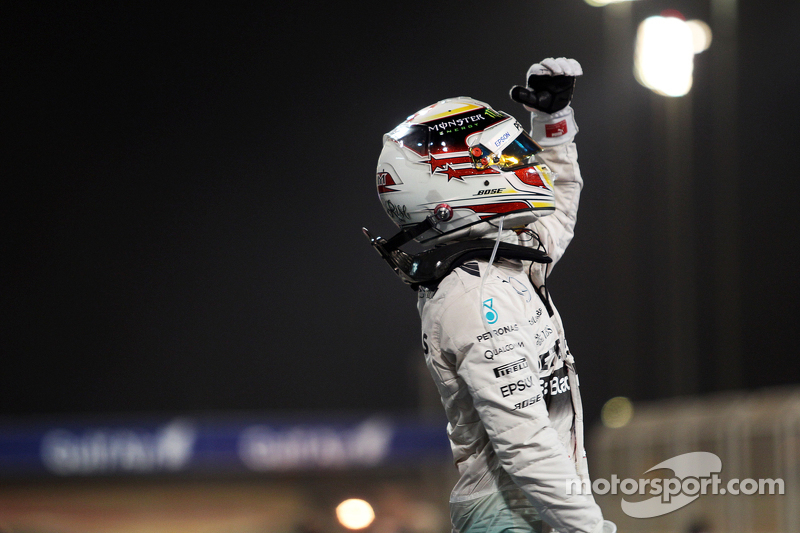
[362,216,551,290]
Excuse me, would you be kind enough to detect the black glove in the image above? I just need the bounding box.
[510,57,582,114]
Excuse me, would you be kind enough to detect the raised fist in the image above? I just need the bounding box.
[510,57,582,114]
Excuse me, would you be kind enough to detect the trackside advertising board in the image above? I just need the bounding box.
[0,415,451,477]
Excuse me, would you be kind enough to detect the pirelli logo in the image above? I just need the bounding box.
[493,358,529,378]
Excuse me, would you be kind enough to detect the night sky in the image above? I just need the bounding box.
[4,1,800,426]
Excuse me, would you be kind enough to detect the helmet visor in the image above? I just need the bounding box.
[470,129,543,171]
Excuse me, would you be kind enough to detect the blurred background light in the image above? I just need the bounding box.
[584,0,637,6]
[336,498,375,530]
[634,14,696,96]
[686,19,713,53]
[601,396,634,428]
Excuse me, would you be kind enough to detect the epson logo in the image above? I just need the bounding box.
[500,376,535,398]
[493,358,528,378]
[495,131,511,147]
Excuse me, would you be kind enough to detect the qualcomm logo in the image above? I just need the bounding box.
[41,419,197,475]
[238,418,394,471]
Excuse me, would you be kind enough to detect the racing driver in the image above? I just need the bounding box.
[364,58,616,533]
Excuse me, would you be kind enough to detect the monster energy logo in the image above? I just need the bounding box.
[428,113,485,132]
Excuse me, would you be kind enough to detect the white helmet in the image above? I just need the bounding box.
[376,97,556,246]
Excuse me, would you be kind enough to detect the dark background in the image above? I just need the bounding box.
[3,1,799,427]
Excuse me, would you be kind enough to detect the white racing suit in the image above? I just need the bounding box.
[417,141,604,533]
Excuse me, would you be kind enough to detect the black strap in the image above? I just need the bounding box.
[365,225,552,290]
[383,217,436,252]
[409,240,551,290]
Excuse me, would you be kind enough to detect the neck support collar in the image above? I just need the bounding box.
[363,224,551,290]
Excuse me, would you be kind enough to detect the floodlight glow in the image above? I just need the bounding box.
[686,19,713,53]
[584,0,637,6]
[635,15,695,97]
[601,397,634,428]
[336,499,375,530]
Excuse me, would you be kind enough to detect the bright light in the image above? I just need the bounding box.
[686,19,713,53]
[635,15,696,97]
[336,499,375,530]
[584,0,637,6]
[601,397,634,428]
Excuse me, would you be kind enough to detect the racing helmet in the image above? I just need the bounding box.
[376,97,555,246]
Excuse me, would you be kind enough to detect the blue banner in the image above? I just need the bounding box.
[0,414,451,478]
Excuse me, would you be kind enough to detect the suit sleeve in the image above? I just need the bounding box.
[439,281,603,533]
[529,141,583,271]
